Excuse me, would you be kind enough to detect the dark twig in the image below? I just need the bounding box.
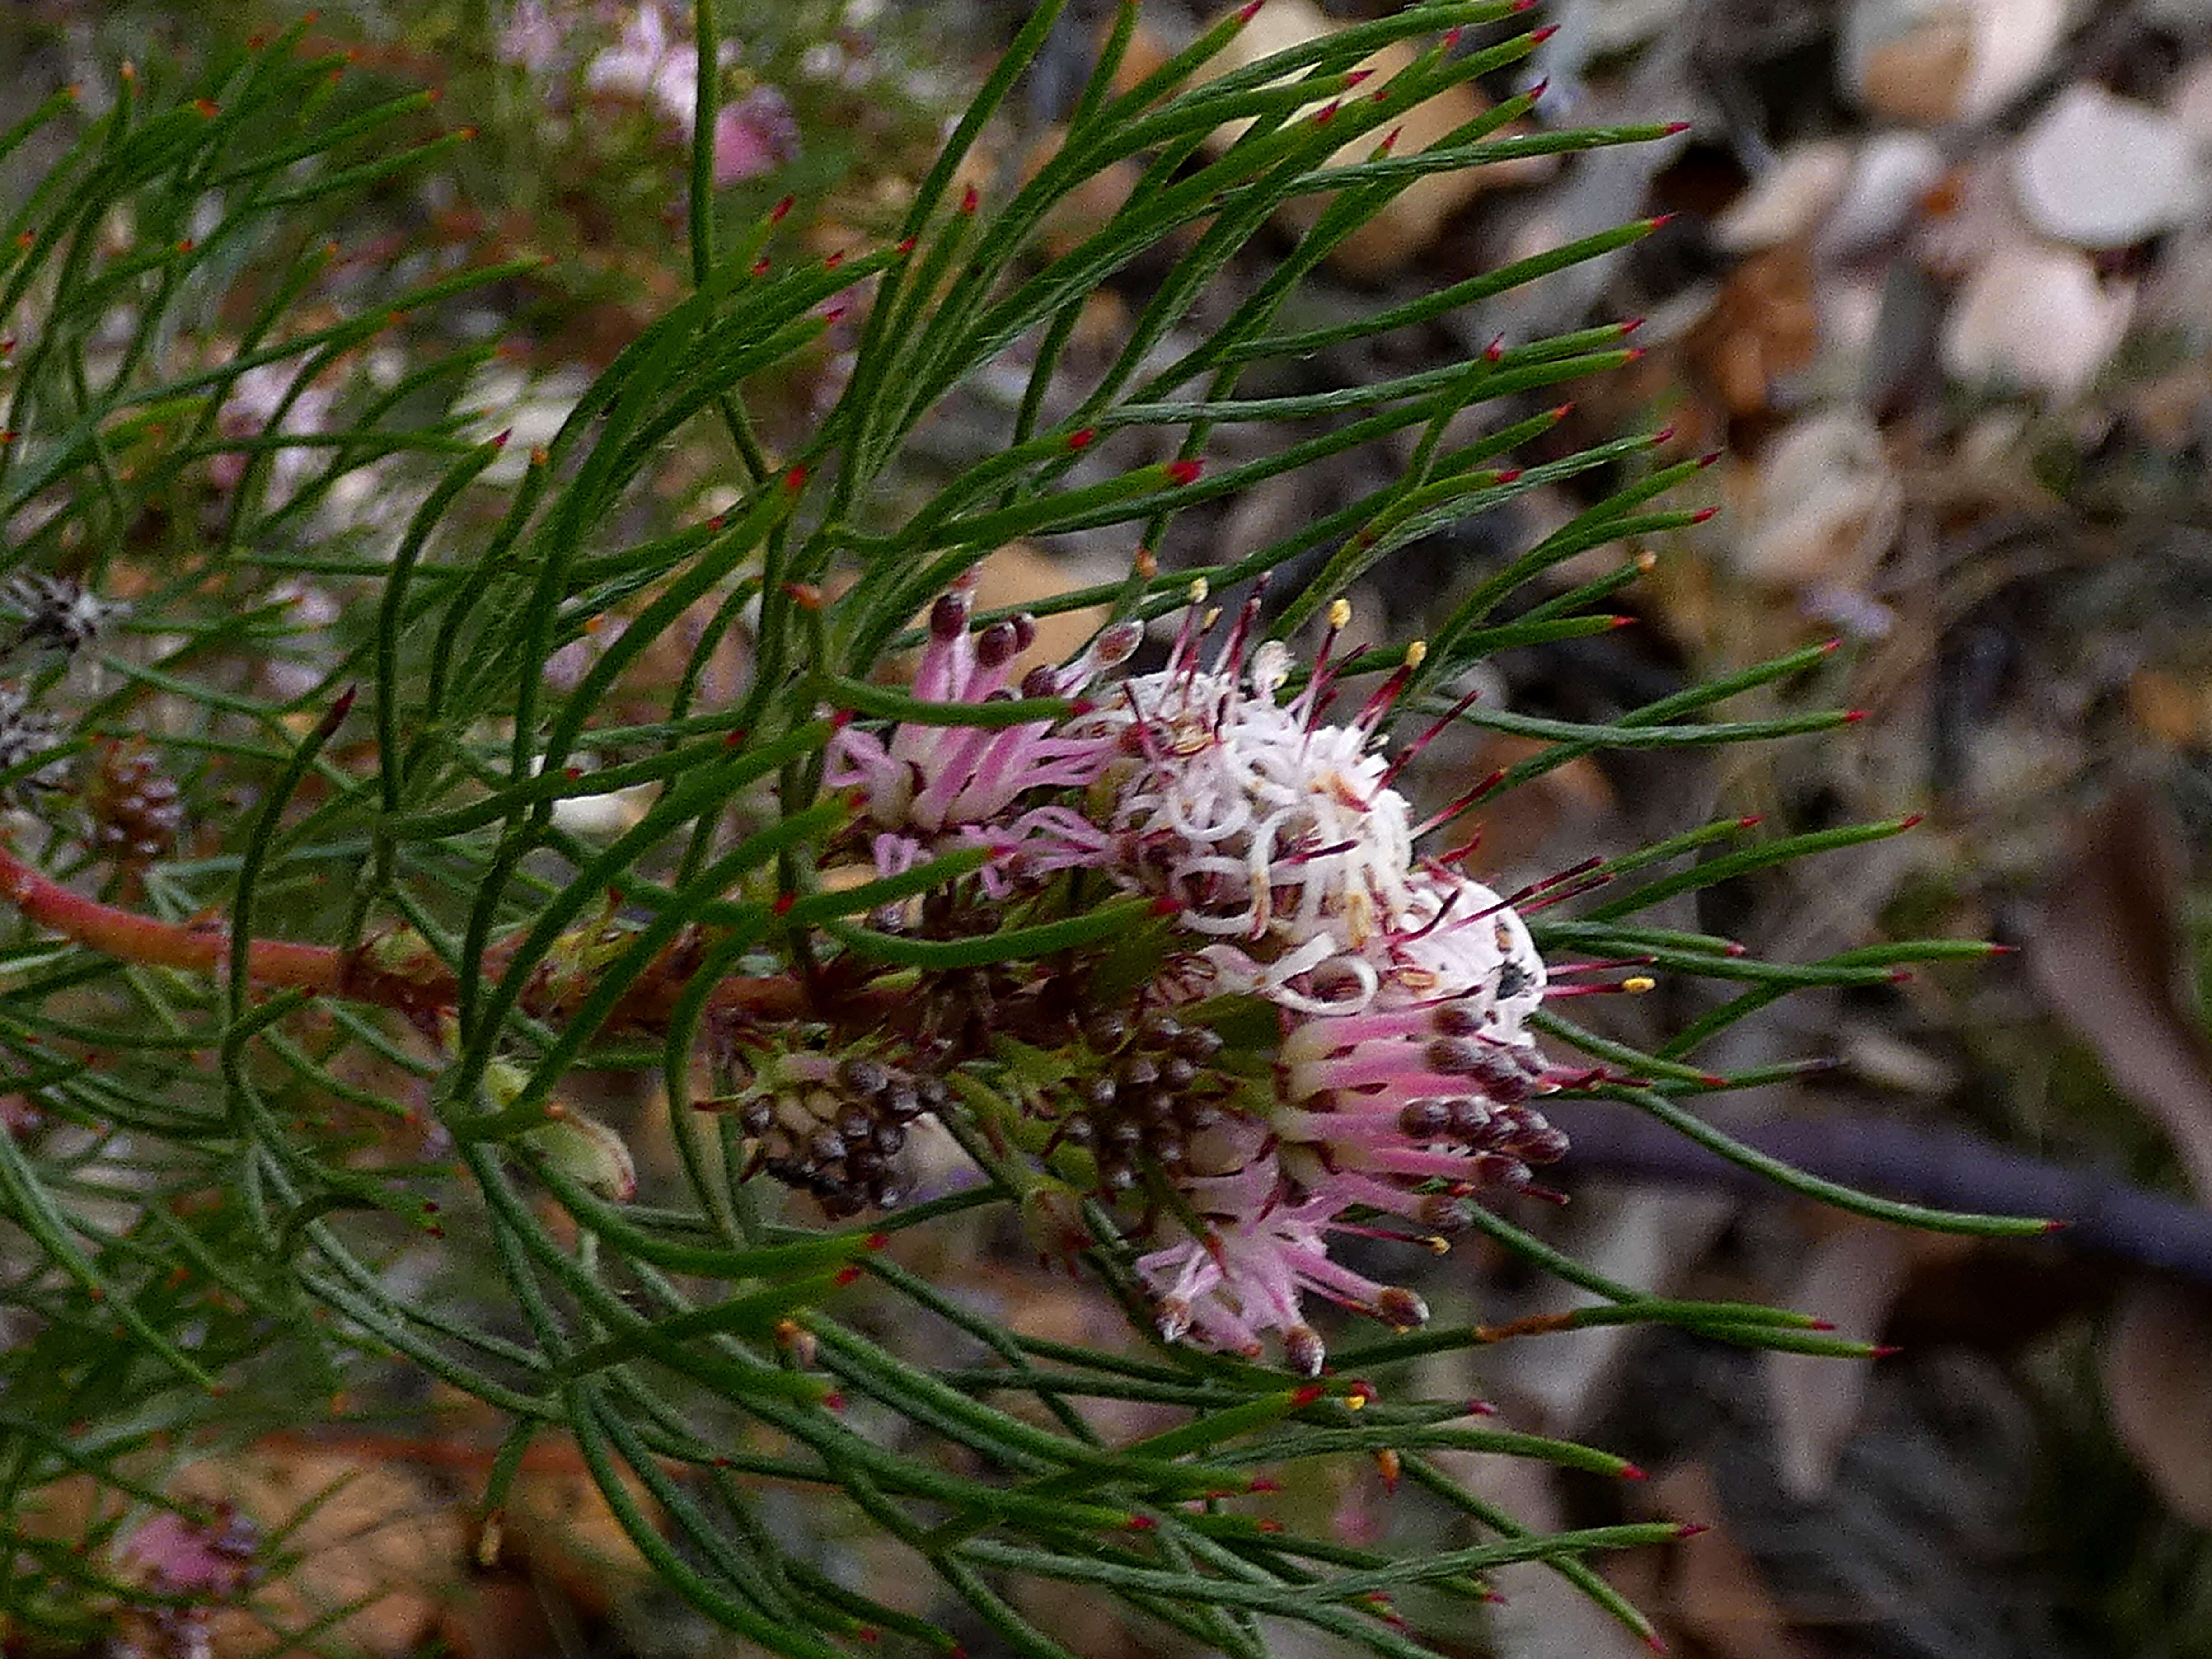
[1545,1101,2212,1287]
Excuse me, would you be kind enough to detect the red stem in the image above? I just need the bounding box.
[0,843,807,1027]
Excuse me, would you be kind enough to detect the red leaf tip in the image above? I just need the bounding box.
[1165,459,1204,485]
[1808,1319,1836,1331]
[1529,23,1559,42]
[960,185,979,214]
[1619,1462,1647,1481]
[1675,1522,1710,1539]
[770,194,795,223]
[1662,120,1692,135]
[1869,1344,1903,1359]
[1842,708,1868,723]
[833,1265,862,1286]
[1066,427,1095,450]
[1898,812,1925,829]
[1690,506,1720,524]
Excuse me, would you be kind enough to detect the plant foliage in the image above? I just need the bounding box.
[0,5,2037,1656]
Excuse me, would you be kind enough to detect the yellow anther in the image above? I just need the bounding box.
[1202,605,1223,631]
[1345,1390,1367,1411]
[1421,1235,1450,1256]
[1636,549,1659,572]
[1624,975,1656,994]
[1327,597,1353,630]
[1403,640,1427,670]
[1187,577,1210,606]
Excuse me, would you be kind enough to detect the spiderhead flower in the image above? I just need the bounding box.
[818,574,1590,1371]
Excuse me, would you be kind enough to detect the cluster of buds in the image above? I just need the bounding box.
[87,741,185,867]
[808,572,1599,1372]
[719,1050,946,1219]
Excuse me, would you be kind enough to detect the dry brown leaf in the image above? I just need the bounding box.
[1650,1462,1824,1659]
[2101,1279,2212,1526]
[2029,781,2212,1202]
[1763,1220,1912,1499]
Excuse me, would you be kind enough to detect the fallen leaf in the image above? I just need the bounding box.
[1650,1462,1824,1659]
[1763,1219,1912,1499]
[2101,1279,2212,1526]
[2029,781,2212,1202]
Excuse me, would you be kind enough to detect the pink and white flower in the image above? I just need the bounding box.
[1135,1137,1428,1378]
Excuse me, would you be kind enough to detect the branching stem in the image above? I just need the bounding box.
[0,841,810,1028]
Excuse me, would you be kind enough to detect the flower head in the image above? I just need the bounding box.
[814,575,1584,1369]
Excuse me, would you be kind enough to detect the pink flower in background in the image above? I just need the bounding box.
[497,0,566,72]
[586,2,696,127]
[714,85,800,185]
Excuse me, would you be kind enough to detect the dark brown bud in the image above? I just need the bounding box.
[839,1058,889,1099]
[1431,1003,1481,1036]
[1172,1026,1223,1063]
[1398,1100,1454,1138]
[1375,1286,1429,1329]
[1083,1012,1129,1052]
[1138,1012,1185,1049]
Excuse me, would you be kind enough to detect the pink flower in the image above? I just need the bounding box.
[825,584,1137,876]
[1135,1137,1428,1377]
[497,0,566,73]
[586,2,707,132]
[713,86,799,186]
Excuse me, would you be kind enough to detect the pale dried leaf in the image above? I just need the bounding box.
[2029,781,2212,1202]
[1763,1221,1912,1499]
[2101,1279,2212,1526]
[1651,1462,1824,1659]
